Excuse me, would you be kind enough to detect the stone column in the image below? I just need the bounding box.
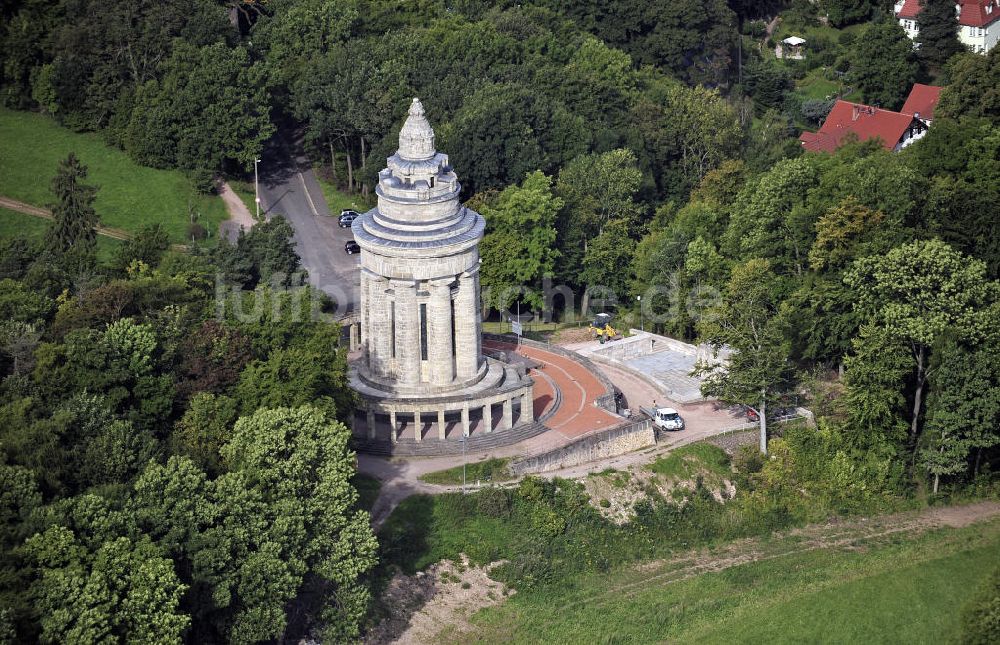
[359,270,369,347]
[461,403,470,437]
[349,322,360,351]
[427,277,455,385]
[454,267,482,379]
[389,409,397,443]
[366,409,376,440]
[367,275,392,377]
[414,411,422,442]
[483,402,493,433]
[391,279,420,384]
[521,390,534,423]
[502,398,513,429]
[438,409,447,440]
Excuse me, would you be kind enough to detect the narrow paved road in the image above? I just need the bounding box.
[257,132,361,316]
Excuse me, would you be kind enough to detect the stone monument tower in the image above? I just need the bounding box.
[350,98,535,449]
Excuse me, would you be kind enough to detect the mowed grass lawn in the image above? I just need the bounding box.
[0,206,121,262]
[459,518,1000,644]
[313,169,373,215]
[0,109,227,244]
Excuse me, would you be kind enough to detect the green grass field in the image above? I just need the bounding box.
[0,109,226,244]
[648,442,731,480]
[419,458,513,486]
[0,206,122,262]
[313,169,374,215]
[353,474,381,512]
[460,518,1000,644]
[227,180,259,217]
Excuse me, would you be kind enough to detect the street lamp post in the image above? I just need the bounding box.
[461,435,467,494]
[637,294,643,332]
[254,158,261,220]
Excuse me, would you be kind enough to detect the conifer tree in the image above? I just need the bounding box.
[46,153,99,256]
[917,0,965,67]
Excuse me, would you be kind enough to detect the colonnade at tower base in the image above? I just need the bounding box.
[348,352,544,456]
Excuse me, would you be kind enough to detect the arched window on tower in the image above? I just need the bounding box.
[420,303,428,361]
[390,301,397,358]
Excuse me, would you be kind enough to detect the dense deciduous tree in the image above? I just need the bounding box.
[823,0,880,27]
[724,156,821,275]
[808,198,886,272]
[125,42,273,172]
[846,240,996,452]
[112,224,170,274]
[843,324,913,454]
[629,79,743,198]
[214,216,302,289]
[937,49,1000,124]
[922,332,1000,491]
[478,171,562,311]
[554,149,643,286]
[442,82,589,194]
[581,218,634,301]
[235,347,352,421]
[848,20,918,110]
[170,393,239,476]
[696,259,794,453]
[25,527,189,644]
[917,0,964,67]
[134,407,377,642]
[538,0,736,86]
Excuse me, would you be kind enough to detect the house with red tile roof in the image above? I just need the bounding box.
[895,0,1000,53]
[900,83,944,123]
[799,99,929,153]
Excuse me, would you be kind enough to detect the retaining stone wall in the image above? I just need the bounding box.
[510,420,655,475]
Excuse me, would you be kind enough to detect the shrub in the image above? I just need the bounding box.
[188,168,217,194]
[492,551,553,590]
[187,222,207,241]
[801,99,836,126]
[599,499,611,508]
[476,487,511,519]
[961,567,1000,644]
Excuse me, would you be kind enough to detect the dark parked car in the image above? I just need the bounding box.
[345,240,361,254]
[339,210,360,227]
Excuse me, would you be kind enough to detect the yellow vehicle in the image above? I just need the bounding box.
[590,313,620,344]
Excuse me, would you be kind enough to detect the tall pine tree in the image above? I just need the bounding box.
[917,0,965,67]
[46,153,99,257]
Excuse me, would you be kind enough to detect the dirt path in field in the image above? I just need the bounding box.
[558,500,1000,615]
[369,501,1000,643]
[1,195,131,240]
[0,194,189,250]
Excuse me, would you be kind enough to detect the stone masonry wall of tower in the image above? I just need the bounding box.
[352,97,487,395]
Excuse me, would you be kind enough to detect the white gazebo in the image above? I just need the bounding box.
[781,36,806,60]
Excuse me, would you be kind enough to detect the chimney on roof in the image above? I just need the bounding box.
[853,104,860,120]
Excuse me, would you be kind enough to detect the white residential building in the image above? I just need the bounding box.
[895,0,1000,53]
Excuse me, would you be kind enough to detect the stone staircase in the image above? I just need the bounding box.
[351,419,551,457]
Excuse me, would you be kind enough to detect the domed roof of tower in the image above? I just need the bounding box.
[397,98,436,161]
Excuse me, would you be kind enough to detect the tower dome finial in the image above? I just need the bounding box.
[398,97,435,160]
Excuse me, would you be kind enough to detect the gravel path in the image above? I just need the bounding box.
[218,181,256,241]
